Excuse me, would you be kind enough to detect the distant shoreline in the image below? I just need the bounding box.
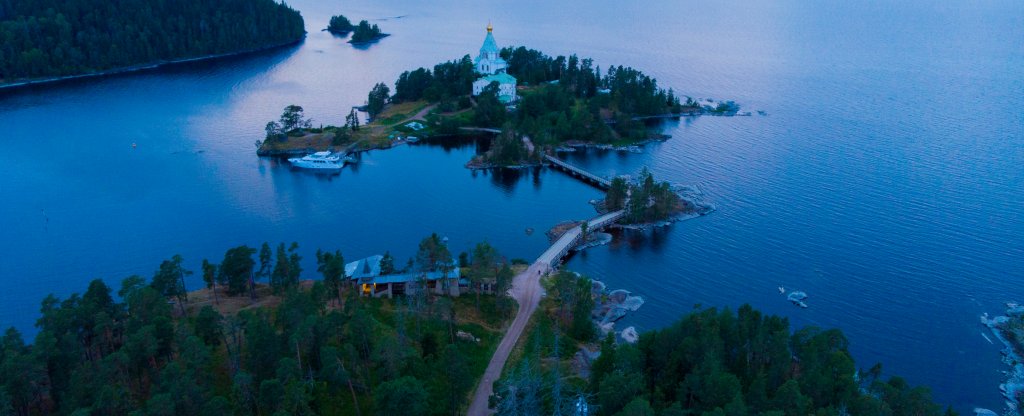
[0,37,305,92]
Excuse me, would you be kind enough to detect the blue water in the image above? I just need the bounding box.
[1,0,1022,412]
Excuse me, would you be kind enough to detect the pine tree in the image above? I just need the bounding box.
[202,259,219,305]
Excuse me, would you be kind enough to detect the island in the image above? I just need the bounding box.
[326,14,355,34]
[544,168,714,249]
[603,169,714,225]
[0,0,305,88]
[256,24,726,164]
[349,20,390,44]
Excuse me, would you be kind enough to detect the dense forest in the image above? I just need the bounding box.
[391,56,476,106]
[349,21,387,44]
[588,306,955,416]
[0,0,306,83]
[0,240,955,415]
[0,236,516,416]
[326,15,354,34]
[493,272,956,416]
[501,46,695,144]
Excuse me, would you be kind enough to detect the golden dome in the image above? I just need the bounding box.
[487,22,493,32]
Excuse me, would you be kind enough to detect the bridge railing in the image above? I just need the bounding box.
[539,210,625,267]
[544,155,612,188]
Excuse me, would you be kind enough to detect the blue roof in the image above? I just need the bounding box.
[480,32,499,53]
[362,268,462,285]
[481,72,517,85]
[345,255,383,280]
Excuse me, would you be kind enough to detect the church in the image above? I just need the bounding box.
[472,23,518,104]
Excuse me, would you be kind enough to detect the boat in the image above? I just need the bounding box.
[787,291,809,308]
[778,286,785,294]
[406,136,420,143]
[287,151,349,170]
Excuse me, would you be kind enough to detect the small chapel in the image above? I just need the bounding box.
[472,23,518,104]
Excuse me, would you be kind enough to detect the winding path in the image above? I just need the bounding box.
[403,103,437,122]
[466,261,549,416]
[467,210,625,415]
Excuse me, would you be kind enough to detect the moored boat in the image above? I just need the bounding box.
[287,151,350,170]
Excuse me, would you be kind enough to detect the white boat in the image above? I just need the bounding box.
[787,291,809,308]
[778,286,785,294]
[787,291,808,301]
[288,151,349,170]
[406,136,420,143]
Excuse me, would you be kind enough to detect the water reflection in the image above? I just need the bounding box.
[0,42,303,106]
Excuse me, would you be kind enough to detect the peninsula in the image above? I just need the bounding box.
[0,0,305,88]
[0,241,956,416]
[257,24,729,164]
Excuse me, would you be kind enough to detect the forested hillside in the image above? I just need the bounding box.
[0,0,305,83]
[0,237,514,415]
[589,306,955,416]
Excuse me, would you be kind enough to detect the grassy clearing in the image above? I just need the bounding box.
[374,100,430,125]
[258,100,434,155]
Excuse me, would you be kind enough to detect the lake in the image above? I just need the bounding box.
[0,0,1021,412]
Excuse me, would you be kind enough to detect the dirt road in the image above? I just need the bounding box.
[466,261,550,415]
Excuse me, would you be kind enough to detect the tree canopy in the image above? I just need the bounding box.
[326,14,354,34]
[589,305,955,416]
[349,20,387,44]
[367,83,391,120]
[0,241,512,415]
[0,0,305,83]
[610,168,684,224]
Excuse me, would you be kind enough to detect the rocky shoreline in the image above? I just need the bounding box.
[591,184,716,231]
[257,140,396,157]
[590,280,644,343]
[980,303,1024,415]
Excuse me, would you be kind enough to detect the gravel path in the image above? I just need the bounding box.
[466,261,550,415]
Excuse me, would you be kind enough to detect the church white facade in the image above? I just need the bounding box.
[471,23,517,104]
